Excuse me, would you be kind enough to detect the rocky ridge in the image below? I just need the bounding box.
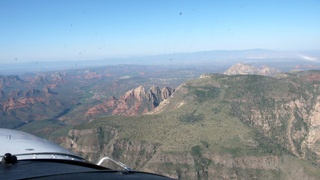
[223,63,280,76]
[86,86,175,117]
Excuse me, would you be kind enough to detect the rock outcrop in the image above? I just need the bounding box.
[86,86,175,117]
[62,127,160,170]
[84,71,102,79]
[0,75,24,88]
[224,63,280,76]
[30,74,49,85]
[0,73,75,128]
[29,73,67,85]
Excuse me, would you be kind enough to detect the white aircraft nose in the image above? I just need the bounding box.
[0,128,83,161]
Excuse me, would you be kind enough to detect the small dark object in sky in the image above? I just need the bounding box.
[179,12,182,15]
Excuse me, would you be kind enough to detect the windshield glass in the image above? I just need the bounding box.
[1,0,320,179]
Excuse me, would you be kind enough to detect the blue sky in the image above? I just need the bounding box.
[0,0,319,63]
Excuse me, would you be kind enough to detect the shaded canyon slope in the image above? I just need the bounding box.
[55,70,320,179]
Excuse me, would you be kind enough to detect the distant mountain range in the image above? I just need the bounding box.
[1,49,320,75]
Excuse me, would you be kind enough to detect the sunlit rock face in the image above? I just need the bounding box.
[85,86,175,117]
[224,63,280,76]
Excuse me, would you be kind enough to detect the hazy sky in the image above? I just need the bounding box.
[1,0,319,63]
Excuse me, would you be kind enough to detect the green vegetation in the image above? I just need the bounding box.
[179,110,205,123]
[17,119,70,139]
[188,85,221,103]
[191,145,211,180]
